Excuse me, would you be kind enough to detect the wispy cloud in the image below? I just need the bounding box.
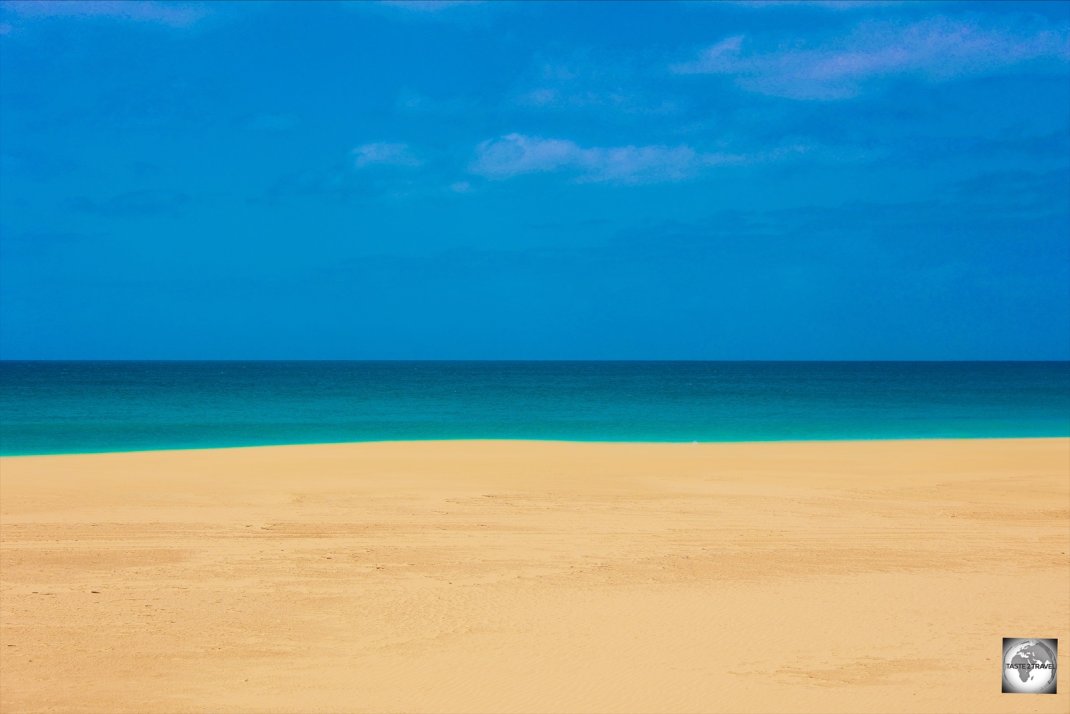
[470,133,798,184]
[352,142,422,168]
[259,145,431,205]
[672,18,1070,100]
[723,1,907,10]
[348,0,496,23]
[512,56,679,117]
[0,1,208,28]
[515,86,637,112]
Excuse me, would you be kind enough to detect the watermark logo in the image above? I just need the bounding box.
[1002,638,1057,694]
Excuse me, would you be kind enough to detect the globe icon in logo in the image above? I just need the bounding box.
[1003,639,1057,694]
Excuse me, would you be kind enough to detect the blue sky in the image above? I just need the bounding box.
[1,0,1068,359]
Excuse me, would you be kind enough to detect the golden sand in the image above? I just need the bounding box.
[1,438,1068,713]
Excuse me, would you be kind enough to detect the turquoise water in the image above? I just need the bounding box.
[0,361,1067,455]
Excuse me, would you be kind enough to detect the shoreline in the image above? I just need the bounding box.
[3,432,1069,459]
[2,438,1068,713]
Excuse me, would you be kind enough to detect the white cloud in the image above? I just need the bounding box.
[672,18,1070,100]
[352,142,422,169]
[470,133,788,185]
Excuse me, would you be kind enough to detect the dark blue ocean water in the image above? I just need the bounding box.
[0,361,1067,455]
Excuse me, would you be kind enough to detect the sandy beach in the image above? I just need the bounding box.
[1,438,1067,713]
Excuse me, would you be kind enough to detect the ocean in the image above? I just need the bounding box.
[0,361,1067,455]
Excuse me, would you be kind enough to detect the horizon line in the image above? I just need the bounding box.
[2,359,1068,364]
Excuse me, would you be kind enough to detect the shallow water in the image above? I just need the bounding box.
[1,361,1068,455]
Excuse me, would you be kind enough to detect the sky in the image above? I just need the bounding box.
[0,0,1068,360]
